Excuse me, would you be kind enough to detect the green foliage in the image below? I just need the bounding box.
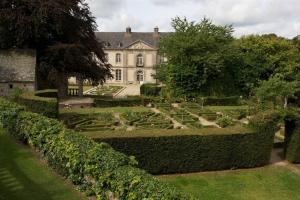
[284,111,300,163]
[0,97,190,199]
[17,93,58,118]
[35,89,58,98]
[121,111,173,129]
[140,84,162,97]
[234,34,300,95]
[61,113,119,131]
[94,96,150,107]
[157,17,237,97]
[255,74,299,108]
[92,123,277,174]
[198,96,241,106]
[216,116,234,128]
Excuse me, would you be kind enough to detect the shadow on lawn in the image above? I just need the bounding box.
[0,132,59,200]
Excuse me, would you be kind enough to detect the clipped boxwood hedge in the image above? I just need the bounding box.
[91,112,279,174]
[17,93,58,118]
[140,83,161,96]
[0,98,191,200]
[35,89,58,98]
[197,96,241,106]
[94,96,150,107]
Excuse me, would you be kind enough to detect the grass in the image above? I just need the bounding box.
[60,106,151,115]
[159,166,300,200]
[0,128,85,200]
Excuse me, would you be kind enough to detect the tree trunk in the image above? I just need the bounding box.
[284,97,288,109]
[77,75,84,97]
[57,72,68,99]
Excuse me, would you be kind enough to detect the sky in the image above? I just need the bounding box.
[87,0,300,38]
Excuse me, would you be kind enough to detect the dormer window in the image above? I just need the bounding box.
[116,53,121,63]
[103,42,111,48]
[118,42,123,48]
[136,54,144,67]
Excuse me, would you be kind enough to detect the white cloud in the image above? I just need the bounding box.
[87,0,300,38]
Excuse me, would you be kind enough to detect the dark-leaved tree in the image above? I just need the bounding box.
[0,0,111,97]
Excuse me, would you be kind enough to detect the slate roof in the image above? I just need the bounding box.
[0,49,36,83]
[95,31,170,49]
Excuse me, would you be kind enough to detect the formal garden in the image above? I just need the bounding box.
[1,1,300,199]
[1,85,299,199]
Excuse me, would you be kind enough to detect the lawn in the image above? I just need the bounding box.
[0,128,85,200]
[60,106,151,115]
[159,166,300,200]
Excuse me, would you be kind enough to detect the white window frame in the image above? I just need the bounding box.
[137,54,144,66]
[116,53,121,63]
[115,69,122,81]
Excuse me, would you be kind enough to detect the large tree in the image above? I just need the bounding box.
[156,17,237,98]
[0,0,111,97]
[233,34,300,95]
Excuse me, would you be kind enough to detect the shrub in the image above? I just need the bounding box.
[284,111,300,163]
[0,98,190,200]
[92,122,278,174]
[17,93,58,118]
[140,84,161,96]
[216,115,234,128]
[94,96,150,107]
[198,96,241,106]
[35,89,58,98]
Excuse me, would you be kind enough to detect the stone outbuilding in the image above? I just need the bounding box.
[0,49,36,96]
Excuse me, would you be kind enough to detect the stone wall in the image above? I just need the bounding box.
[0,49,36,96]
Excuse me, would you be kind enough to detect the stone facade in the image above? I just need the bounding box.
[0,49,36,96]
[96,27,169,85]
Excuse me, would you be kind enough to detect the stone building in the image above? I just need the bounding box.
[0,49,36,96]
[95,27,168,85]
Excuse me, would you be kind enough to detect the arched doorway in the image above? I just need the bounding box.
[136,70,144,85]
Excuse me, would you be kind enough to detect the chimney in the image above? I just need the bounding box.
[125,27,132,37]
[154,26,159,37]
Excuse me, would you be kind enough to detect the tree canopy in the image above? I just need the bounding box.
[0,0,111,96]
[156,17,300,99]
[157,17,235,97]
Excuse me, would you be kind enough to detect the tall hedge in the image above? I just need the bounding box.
[197,96,241,106]
[0,98,191,200]
[17,93,58,118]
[284,111,300,163]
[91,114,278,174]
[140,84,161,96]
[94,96,150,107]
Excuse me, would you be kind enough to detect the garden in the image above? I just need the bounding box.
[1,3,300,199]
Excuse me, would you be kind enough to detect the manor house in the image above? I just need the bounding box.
[95,27,168,85]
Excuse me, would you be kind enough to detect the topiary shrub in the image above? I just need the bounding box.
[216,115,234,128]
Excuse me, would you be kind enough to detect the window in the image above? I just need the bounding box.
[105,53,109,62]
[137,70,144,82]
[137,54,144,67]
[116,69,122,81]
[9,84,13,89]
[116,53,121,63]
